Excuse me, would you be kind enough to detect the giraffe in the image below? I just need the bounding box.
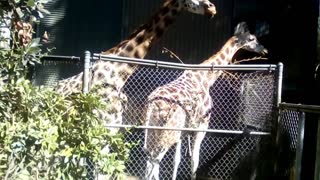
[143,22,268,180]
[54,0,217,129]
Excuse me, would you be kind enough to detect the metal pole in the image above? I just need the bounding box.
[295,112,306,180]
[276,63,284,107]
[274,63,284,176]
[103,124,271,135]
[83,51,91,94]
[93,54,277,71]
[314,115,320,180]
[279,103,320,114]
[83,51,94,178]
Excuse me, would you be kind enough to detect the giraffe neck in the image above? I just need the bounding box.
[90,0,183,90]
[103,0,182,59]
[199,36,240,86]
[201,37,240,66]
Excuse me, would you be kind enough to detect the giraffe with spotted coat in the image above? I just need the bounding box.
[143,22,268,180]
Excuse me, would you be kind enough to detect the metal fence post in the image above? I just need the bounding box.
[276,63,284,107]
[83,51,91,94]
[82,51,95,179]
[274,63,284,176]
[315,116,320,180]
[295,112,306,180]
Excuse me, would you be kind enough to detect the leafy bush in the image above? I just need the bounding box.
[0,1,133,179]
[0,80,132,179]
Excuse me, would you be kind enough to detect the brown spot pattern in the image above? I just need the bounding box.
[164,16,174,27]
[135,35,144,45]
[155,26,164,38]
[161,7,170,16]
[134,50,141,58]
[125,43,134,52]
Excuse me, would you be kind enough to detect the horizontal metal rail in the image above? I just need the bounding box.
[93,54,277,71]
[105,124,271,135]
[279,103,320,114]
[40,55,81,61]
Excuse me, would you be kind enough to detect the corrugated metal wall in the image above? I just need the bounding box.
[121,0,233,64]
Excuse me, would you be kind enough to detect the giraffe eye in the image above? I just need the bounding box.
[249,36,255,41]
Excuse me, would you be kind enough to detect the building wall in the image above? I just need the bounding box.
[39,0,123,56]
[36,0,319,103]
[121,0,232,64]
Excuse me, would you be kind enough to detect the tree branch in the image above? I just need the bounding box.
[233,56,268,64]
[161,47,184,64]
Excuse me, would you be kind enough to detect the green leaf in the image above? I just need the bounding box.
[115,164,126,171]
[27,0,35,8]
[15,7,24,18]
[27,46,42,55]
[30,38,41,48]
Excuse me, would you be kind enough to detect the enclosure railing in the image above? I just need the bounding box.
[35,51,288,179]
[40,55,81,62]
[88,53,282,179]
[278,103,320,180]
[34,51,320,179]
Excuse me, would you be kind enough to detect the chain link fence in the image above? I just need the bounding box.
[32,55,82,86]
[275,109,300,178]
[33,54,291,180]
[122,71,276,179]
[91,55,281,180]
[277,103,320,180]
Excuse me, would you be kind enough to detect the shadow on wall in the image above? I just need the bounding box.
[34,0,123,86]
[40,0,122,56]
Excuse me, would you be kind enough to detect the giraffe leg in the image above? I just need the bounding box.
[145,160,153,180]
[145,148,168,180]
[191,122,209,180]
[153,162,160,180]
[146,160,160,180]
[172,139,182,180]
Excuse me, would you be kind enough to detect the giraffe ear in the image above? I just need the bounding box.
[234,22,249,35]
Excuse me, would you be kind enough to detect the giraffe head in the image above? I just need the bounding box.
[178,0,217,17]
[234,22,268,55]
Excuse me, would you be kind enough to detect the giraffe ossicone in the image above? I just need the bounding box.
[143,22,268,180]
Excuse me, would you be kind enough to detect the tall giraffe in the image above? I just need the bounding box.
[54,0,217,127]
[143,22,268,180]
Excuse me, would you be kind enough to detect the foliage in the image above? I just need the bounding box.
[0,0,51,21]
[0,37,44,84]
[0,0,133,179]
[0,80,132,179]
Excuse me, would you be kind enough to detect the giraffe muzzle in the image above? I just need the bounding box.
[257,47,268,56]
[262,48,268,55]
[205,6,217,18]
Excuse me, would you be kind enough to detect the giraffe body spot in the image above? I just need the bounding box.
[155,27,164,38]
[161,7,170,16]
[125,43,134,52]
[164,16,174,27]
[134,50,142,58]
[220,53,225,60]
[154,15,160,24]
[135,34,145,45]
